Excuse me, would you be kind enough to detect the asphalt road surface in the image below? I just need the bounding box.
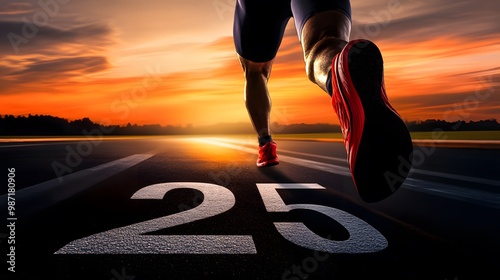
[1,136,499,280]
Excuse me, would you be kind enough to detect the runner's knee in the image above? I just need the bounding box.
[301,10,351,83]
[238,55,274,80]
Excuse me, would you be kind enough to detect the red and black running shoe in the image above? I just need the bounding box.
[331,39,413,202]
[257,141,279,167]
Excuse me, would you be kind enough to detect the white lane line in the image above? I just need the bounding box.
[193,138,352,177]
[194,138,500,208]
[277,154,352,176]
[0,153,156,217]
[211,137,500,188]
[210,137,348,164]
[403,178,500,209]
[0,142,73,148]
[276,149,347,164]
[411,169,500,187]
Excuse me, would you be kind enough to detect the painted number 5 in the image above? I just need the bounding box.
[257,183,387,253]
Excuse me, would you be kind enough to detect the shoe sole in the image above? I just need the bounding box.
[339,40,413,202]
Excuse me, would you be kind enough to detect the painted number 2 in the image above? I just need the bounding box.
[55,182,387,254]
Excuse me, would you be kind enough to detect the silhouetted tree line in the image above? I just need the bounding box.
[0,114,499,136]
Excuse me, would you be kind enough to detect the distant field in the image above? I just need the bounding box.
[274,133,344,140]
[409,131,500,140]
[274,131,500,141]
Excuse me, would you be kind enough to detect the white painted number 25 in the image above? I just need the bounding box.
[55,182,387,254]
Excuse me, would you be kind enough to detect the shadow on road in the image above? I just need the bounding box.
[258,165,295,182]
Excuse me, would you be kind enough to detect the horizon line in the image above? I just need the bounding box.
[1,113,499,128]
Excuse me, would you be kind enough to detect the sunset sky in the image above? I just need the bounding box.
[0,0,499,128]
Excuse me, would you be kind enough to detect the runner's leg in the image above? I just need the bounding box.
[237,56,274,139]
[233,0,292,143]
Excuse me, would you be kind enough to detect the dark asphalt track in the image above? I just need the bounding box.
[0,136,499,280]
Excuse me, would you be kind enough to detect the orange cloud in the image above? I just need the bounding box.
[1,8,499,128]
